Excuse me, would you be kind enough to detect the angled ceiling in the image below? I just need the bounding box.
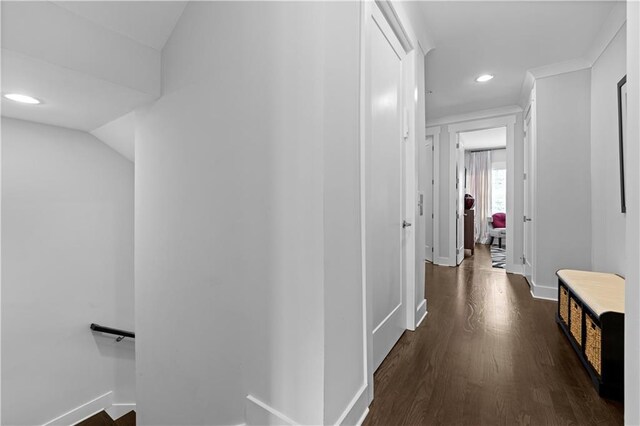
[417,1,623,120]
[51,1,187,51]
[1,1,187,160]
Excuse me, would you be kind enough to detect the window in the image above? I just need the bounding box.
[491,167,506,214]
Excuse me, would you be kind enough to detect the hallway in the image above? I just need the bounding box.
[363,245,623,425]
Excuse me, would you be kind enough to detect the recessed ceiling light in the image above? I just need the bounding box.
[3,93,41,104]
[475,74,494,83]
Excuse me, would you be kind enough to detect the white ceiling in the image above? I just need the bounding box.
[1,1,187,160]
[417,1,622,120]
[2,49,153,133]
[52,1,187,51]
[459,127,506,151]
[91,111,135,162]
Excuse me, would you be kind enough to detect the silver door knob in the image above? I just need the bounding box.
[403,220,412,228]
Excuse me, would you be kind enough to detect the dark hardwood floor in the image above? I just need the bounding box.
[363,245,623,425]
[76,410,135,426]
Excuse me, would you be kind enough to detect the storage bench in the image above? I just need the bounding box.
[556,269,625,400]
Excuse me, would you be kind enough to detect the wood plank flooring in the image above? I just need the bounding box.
[363,245,623,425]
[76,410,135,426]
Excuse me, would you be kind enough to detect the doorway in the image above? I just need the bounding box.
[459,128,508,267]
[448,115,518,272]
[421,135,435,262]
[523,106,534,281]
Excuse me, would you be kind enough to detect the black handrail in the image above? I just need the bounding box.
[90,323,135,341]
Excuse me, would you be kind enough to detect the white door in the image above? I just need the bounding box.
[456,138,465,265]
[424,137,434,262]
[523,110,533,280]
[366,6,406,371]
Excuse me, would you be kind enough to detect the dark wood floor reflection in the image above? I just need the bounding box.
[363,244,623,426]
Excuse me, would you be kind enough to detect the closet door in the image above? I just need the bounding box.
[365,4,407,371]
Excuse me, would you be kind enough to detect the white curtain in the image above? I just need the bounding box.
[465,150,492,244]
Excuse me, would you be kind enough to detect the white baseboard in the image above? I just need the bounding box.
[246,384,369,426]
[355,408,369,426]
[105,403,136,421]
[435,256,453,267]
[530,281,558,301]
[335,384,369,426]
[245,395,297,426]
[42,391,113,426]
[415,299,428,328]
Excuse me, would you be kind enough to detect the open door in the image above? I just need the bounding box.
[523,108,534,281]
[456,137,465,265]
[424,136,434,262]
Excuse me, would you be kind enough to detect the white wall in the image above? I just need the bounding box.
[625,2,640,423]
[534,69,592,293]
[590,24,626,276]
[321,3,365,423]
[1,117,135,425]
[135,3,364,425]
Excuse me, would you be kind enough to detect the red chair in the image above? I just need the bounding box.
[488,213,506,248]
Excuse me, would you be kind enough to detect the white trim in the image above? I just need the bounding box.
[372,303,402,335]
[518,71,535,110]
[425,126,441,137]
[426,105,522,128]
[447,115,516,134]
[415,299,428,328]
[334,384,369,426]
[505,114,521,277]
[371,3,405,59]
[427,126,441,266]
[447,129,458,265]
[374,0,413,54]
[585,2,627,65]
[245,395,297,426]
[403,49,418,332]
[42,391,113,426]
[435,256,453,267]
[105,403,136,421]
[528,57,592,81]
[423,134,433,262]
[529,281,558,301]
[360,0,374,406]
[355,408,370,426]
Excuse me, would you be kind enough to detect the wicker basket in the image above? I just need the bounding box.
[570,297,582,346]
[585,314,602,376]
[559,286,569,324]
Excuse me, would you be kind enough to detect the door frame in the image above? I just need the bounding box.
[360,0,418,406]
[524,86,538,286]
[523,102,534,281]
[426,126,441,264]
[447,115,518,270]
[455,139,465,265]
